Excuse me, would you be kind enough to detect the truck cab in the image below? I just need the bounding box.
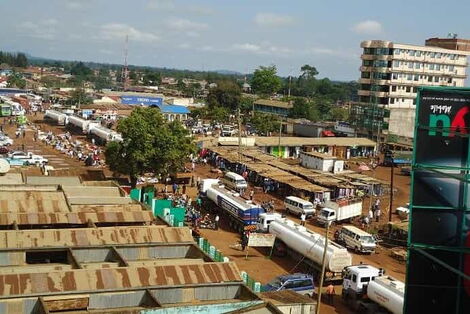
[316,207,335,225]
[257,213,283,232]
[263,273,315,297]
[342,265,384,295]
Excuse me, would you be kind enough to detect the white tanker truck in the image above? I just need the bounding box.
[258,214,352,282]
[44,110,67,125]
[67,115,100,134]
[342,264,404,314]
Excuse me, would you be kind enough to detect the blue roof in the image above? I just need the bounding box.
[157,103,190,114]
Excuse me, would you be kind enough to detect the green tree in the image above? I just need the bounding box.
[143,71,161,86]
[289,97,320,121]
[105,107,196,187]
[251,65,282,96]
[7,73,26,89]
[69,88,92,106]
[70,62,93,77]
[329,107,349,121]
[207,80,241,111]
[250,112,280,135]
[300,64,318,80]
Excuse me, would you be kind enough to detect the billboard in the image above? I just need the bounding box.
[406,87,470,313]
[121,96,163,106]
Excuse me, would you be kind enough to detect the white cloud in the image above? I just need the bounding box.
[351,20,383,35]
[178,43,190,49]
[309,47,358,60]
[19,20,58,40]
[148,0,214,15]
[254,13,294,27]
[166,18,208,31]
[230,42,292,56]
[232,43,261,53]
[100,23,160,42]
[147,0,175,10]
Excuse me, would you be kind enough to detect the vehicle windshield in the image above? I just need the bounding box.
[236,180,246,184]
[320,210,329,217]
[303,204,314,209]
[361,236,375,243]
[267,278,282,288]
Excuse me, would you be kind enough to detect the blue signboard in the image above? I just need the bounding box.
[121,96,163,106]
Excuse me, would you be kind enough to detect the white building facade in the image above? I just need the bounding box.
[355,40,470,141]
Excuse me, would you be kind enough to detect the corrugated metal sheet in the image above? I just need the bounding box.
[62,186,123,197]
[0,191,68,213]
[26,176,81,186]
[0,211,154,226]
[0,173,24,185]
[70,204,144,212]
[66,197,133,205]
[0,262,241,298]
[0,226,193,249]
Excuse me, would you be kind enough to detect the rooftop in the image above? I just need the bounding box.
[254,99,293,109]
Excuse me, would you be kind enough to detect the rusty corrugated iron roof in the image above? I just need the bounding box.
[70,204,144,212]
[0,226,193,249]
[0,191,68,213]
[0,211,155,226]
[0,262,241,298]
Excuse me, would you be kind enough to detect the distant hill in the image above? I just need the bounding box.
[213,69,244,76]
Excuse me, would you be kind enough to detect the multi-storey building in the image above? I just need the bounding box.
[351,39,470,143]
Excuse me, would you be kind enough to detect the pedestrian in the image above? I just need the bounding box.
[196,196,202,209]
[368,209,374,221]
[375,208,381,222]
[249,190,254,201]
[191,161,195,171]
[241,232,248,251]
[326,284,336,305]
[182,184,187,195]
[300,213,306,226]
[214,215,219,230]
[22,130,26,138]
[172,182,178,194]
[21,144,25,151]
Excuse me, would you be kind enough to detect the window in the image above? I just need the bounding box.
[352,274,357,283]
[414,75,419,81]
[409,50,415,56]
[360,277,371,283]
[407,74,412,80]
[415,63,420,69]
[391,86,397,92]
[448,78,453,84]
[429,64,435,70]
[413,87,417,93]
[430,52,436,58]
[393,60,399,67]
[394,48,401,55]
[406,86,411,93]
[390,98,395,104]
[436,64,441,71]
[450,54,456,60]
[436,52,441,58]
[26,251,69,264]
[361,72,371,79]
[363,60,373,66]
[408,62,413,69]
[449,65,454,71]
[428,76,433,82]
[392,73,398,80]
[434,76,439,82]
[416,51,422,57]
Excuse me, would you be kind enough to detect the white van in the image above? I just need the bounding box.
[221,172,247,191]
[335,225,376,254]
[284,196,316,218]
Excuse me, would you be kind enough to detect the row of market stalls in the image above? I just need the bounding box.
[206,147,388,203]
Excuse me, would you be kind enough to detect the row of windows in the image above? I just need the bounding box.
[394,48,461,60]
[390,86,418,93]
[363,48,393,55]
[392,60,455,71]
[391,72,453,83]
[389,98,416,105]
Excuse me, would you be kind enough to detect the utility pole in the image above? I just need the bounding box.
[288,76,292,99]
[277,117,282,158]
[122,34,129,91]
[389,154,394,222]
[238,107,242,162]
[316,221,330,314]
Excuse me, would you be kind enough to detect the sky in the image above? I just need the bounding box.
[1,0,470,81]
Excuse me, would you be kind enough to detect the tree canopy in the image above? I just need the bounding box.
[251,65,282,96]
[207,80,241,111]
[105,107,196,187]
[250,112,280,136]
[289,97,320,122]
[0,51,28,68]
[7,73,26,89]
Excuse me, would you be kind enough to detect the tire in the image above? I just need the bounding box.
[24,161,30,166]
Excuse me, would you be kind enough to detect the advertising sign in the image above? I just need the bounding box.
[121,96,163,106]
[406,87,470,314]
[247,233,276,247]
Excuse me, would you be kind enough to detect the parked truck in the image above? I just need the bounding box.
[342,264,404,314]
[317,199,362,225]
[258,215,352,282]
[202,180,265,233]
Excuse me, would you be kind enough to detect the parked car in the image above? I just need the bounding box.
[24,155,48,166]
[262,273,315,297]
[8,151,33,159]
[0,136,13,146]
